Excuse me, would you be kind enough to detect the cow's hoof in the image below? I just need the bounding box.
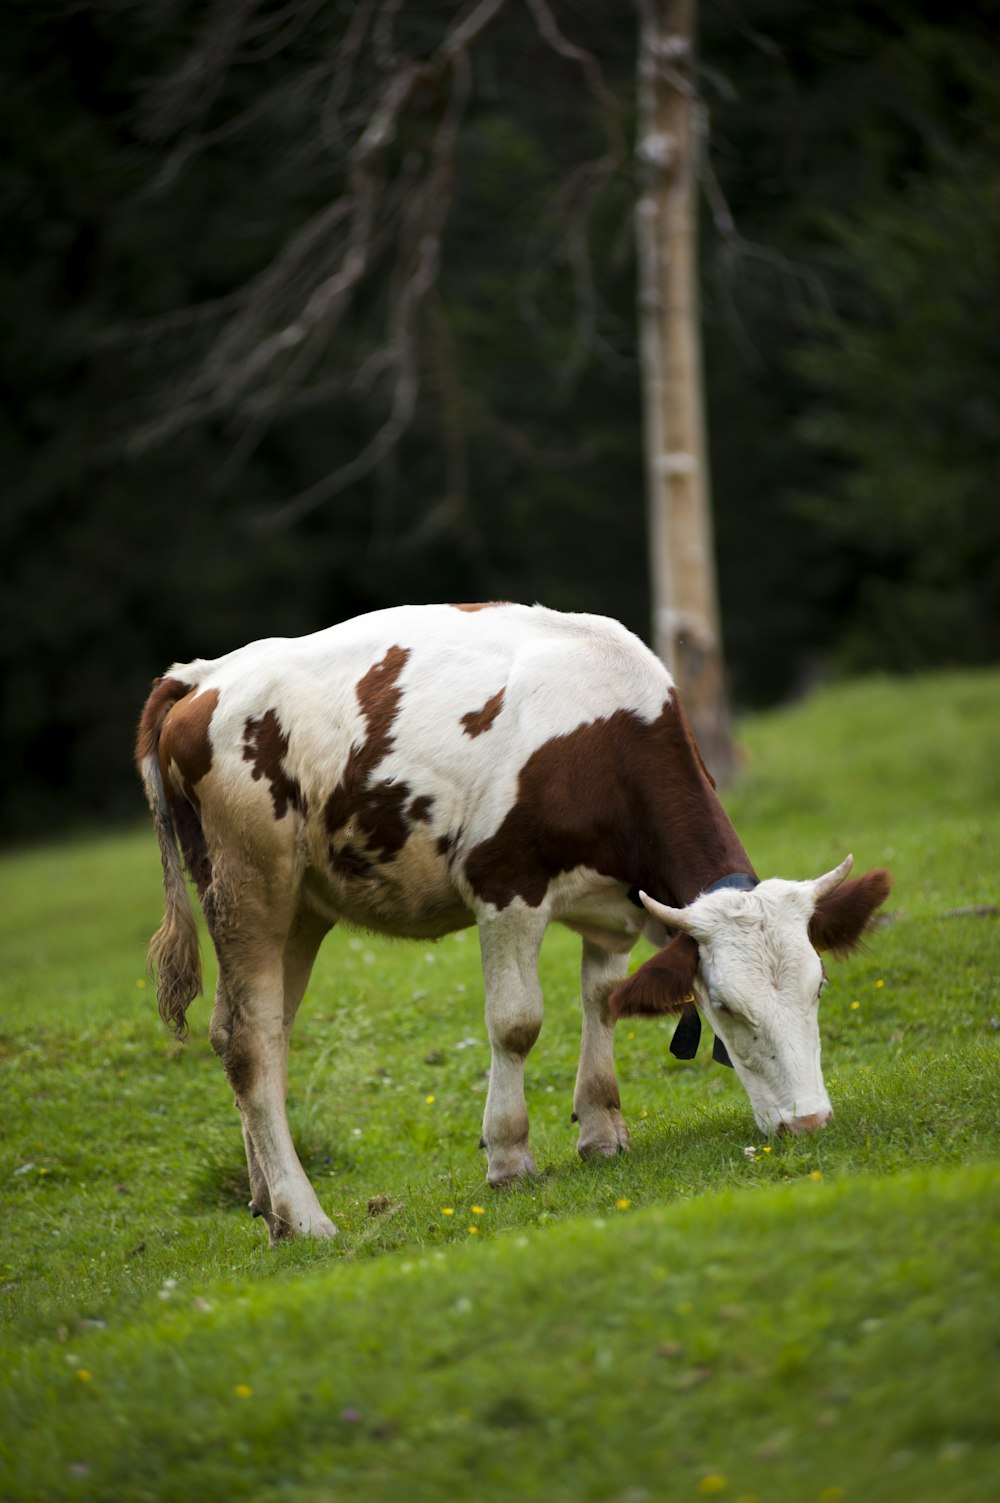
[307,1214,338,1240]
[486,1146,539,1187]
[267,1204,338,1244]
[577,1111,631,1160]
[268,1217,337,1247]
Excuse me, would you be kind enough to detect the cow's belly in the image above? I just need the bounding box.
[552,871,649,953]
[301,834,475,939]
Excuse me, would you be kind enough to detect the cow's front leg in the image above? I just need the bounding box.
[478,911,547,1187]
[574,941,631,1160]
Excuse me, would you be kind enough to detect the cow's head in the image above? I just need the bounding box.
[610,856,892,1135]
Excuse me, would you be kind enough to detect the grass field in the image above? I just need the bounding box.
[1,669,998,1501]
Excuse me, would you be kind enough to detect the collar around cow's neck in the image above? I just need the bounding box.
[702,872,759,896]
[627,871,758,912]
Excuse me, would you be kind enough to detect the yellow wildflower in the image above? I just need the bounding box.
[425,1095,435,1104]
[809,1170,823,1181]
[467,1226,479,1235]
[76,1369,93,1383]
[851,1001,860,1010]
[471,1205,485,1215]
[616,1197,631,1210]
[698,1475,727,1494]
[875,979,885,989]
[441,1207,454,1216]
[234,1384,253,1398]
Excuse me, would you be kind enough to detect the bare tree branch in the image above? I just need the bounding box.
[113,0,639,534]
[515,0,630,392]
[246,9,495,532]
[321,0,382,153]
[692,72,836,368]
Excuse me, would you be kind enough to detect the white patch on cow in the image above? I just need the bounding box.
[641,880,833,1133]
[542,867,649,953]
[169,606,668,838]
[165,606,671,940]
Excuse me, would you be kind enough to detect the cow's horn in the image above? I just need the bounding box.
[812,854,854,901]
[638,890,697,933]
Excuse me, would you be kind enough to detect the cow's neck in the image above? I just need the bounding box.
[640,690,756,907]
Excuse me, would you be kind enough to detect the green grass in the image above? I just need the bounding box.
[1,668,998,1500]
[5,1169,997,1503]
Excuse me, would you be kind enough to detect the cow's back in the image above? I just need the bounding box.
[156,604,671,935]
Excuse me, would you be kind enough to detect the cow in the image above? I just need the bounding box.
[137,603,891,1242]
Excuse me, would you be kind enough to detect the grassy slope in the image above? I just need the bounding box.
[5,1168,998,1503]
[1,669,998,1500]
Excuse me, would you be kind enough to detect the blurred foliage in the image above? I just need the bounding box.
[2,0,998,839]
[790,66,1000,672]
[701,0,1000,699]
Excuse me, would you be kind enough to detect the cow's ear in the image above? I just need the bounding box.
[609,934,700,1018]
[809,869,893,958]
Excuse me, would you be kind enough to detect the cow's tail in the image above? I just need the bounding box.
[136,676,203,1038]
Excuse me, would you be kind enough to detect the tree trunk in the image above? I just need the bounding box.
[635,0,736,783]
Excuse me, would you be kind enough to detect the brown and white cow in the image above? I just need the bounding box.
[137,603,891,1241]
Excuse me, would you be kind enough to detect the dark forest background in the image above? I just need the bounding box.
[3,0,999,842]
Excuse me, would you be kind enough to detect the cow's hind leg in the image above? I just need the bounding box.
[269,903,333,1227]
[210,976,271,1222]
[209,882,334,1243]
[211,905,331,1235]
[478,911,547,1187]
[573,941,631,1159]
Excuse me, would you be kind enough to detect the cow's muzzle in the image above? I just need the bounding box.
[780,1108,833,1135]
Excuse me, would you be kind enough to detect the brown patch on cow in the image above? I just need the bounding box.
[461,686,506,739]
[357,645,409,758]
[136,676,192,767]
[494,1017,542,1059]
[450,601,511,612]
[220,1021,257,1100]
[323,645,416,874]
[331,843,376,880]
[809,869,893,958]
[436,829,464,863]
[463,688,754,912]
[171,798,213,896]
[409,794,435,823]
[609,934,700,1018]
[159,687,220,803]
[242,709,308,820]
[573,1072,623,1114]
[155,686,220,898]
